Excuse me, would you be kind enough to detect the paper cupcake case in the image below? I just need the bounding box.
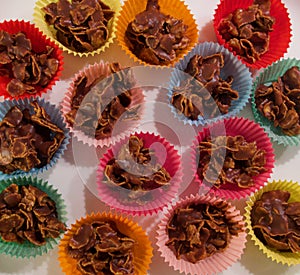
[191,117,275,200]
[116,0,198,67]
[33,0,120,57]
[61,61,145,148]
[0,20,63,100]
[0,97,70,179]
[96,131,183,216]
[251,58,300,146]
[245,179,300,266]
[168,41,252,127]
[0,176,67,258]
[213,0,292,70]
[58,212,153,275]
[156,193,247,275]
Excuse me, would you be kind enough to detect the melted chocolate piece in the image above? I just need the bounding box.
[125,0,189,65]
[251,190,300,252]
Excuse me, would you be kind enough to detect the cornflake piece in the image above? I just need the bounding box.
[166,202,244,263]
[66,221,135,275]
[104,135,171,204]
[125,0,190,65]
[197,135,267,188]
[65,63,139,140]
[0,101,65,174]
[0,183,66,245]
[171,53,239,120]
[251,190,300,252]
[255,66,300,136]
[0,30,59,97]
[43,0,115,52]
[217,0,274,63]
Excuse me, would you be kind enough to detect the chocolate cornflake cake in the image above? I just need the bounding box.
[217,0,275,63]
[125,0,190,65]
[0,183,66,245]
[251,190,300,252]
[0,101,65,174]
[171,52,239,120]
[0,30,59,97]
[43,0,115,52]
[65,63,137,140]
[255,66,300,136]
[165,201,244,263]
[104,135,171,204]
[66,220,135,275]
[197,135,267,189]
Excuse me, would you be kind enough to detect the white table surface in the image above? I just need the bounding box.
[1,0,300,274]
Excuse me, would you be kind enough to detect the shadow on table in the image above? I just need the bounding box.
[240,235,296,275]
[0,252,48,274]
[198,20,217,43]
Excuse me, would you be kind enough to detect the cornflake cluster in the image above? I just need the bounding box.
[218,0,274,63]
[197,135,266,188]
[171,53,239,120]
[255,66,300,136]
[65,63,137,140]
[125,0,190,65]
[251,190,300,252]
[43,0,115,52]
[166,202,244,263]
[0,101,65,174]
[0,183,66,245]
[0,30,59,97]
[104,135,171,204]
[66,221,135,275]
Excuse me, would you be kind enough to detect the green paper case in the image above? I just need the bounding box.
[251,58,300,146]
[0,176,67,258]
